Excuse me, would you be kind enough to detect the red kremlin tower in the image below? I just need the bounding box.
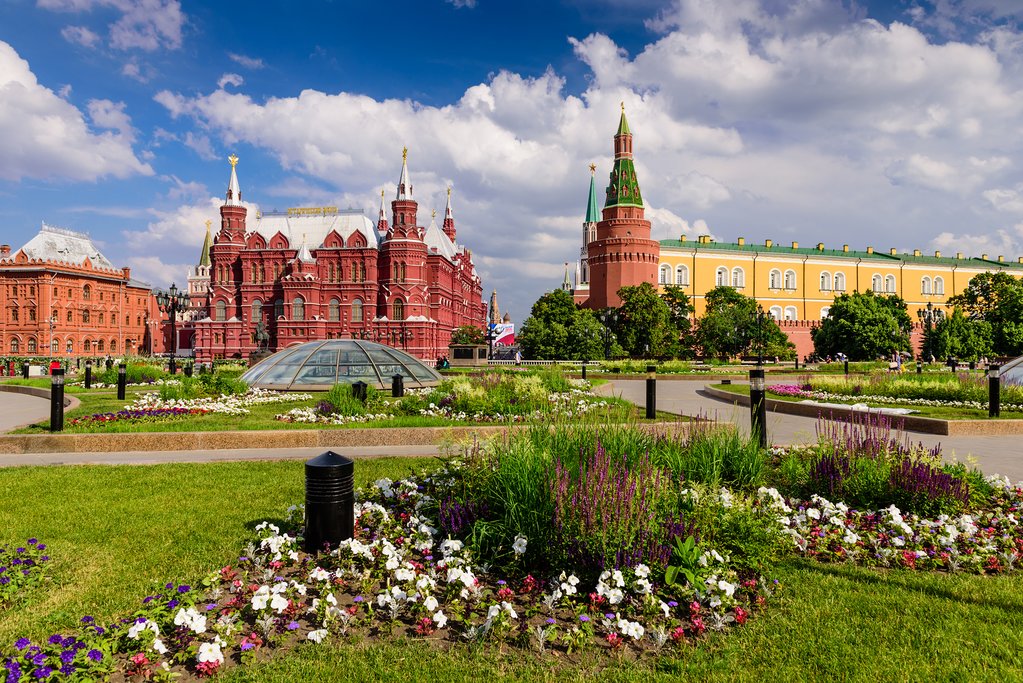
[584,105,660,309]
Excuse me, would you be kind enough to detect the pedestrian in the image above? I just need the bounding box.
[514,350,522,366]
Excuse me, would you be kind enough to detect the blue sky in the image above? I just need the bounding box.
[2,0,1023,324]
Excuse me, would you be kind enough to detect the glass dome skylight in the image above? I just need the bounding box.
[240,340,443,391]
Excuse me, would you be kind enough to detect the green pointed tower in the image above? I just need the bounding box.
[584,104,659,310]
[585,164,600,224]
[199,220,212,267]
[604,103,643,209]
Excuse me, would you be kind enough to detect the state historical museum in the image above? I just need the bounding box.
[192,151,485,362]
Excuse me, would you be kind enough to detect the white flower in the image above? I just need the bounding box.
[606,588,624,604]
[611,570,625,587]
[501,601,518,619]
[806,508,821,520]
[432,610,448,628]
[309,567,330,582]
[512,534,528,555]
[173,607,207,634]
[394,567,416,582]
[634,564,650,579]
[717,580,736,598]
[270,592,290,614]
[424,595,439,611]
[151,639,168,655]
[128,619,158,639]
[197,642,224,665]
[307,629,328,643]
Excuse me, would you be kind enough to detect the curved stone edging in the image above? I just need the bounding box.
[0,420,693,455]
[702,385,1023,436]
[0,383,80,426]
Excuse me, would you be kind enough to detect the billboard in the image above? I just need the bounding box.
[489,323,515,346]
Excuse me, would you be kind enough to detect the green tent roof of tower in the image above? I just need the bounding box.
[198,224,212,267]
[585,173,600,223]
[617,108,631,136]
[604,109,643,209]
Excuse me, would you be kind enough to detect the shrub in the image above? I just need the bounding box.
[324,384,366,416]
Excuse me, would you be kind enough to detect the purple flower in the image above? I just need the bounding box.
[166,599,179,609]
[80,616,94,625]
[177,585,191,593]
[240,642,255,651]
[353,595,364,603]
[496,580,506,586]
[31,653,45,667]
[545,618,556,625]
[32,666,53,680]
[579,615,590,622]
[86,650,102,663]
[27,538,37,545]
[205,603,218,611]
[36,545,45,551]
[287,621,300,631]
[605,613,615,620]
[668,601,678,608]
[47,635,62,645]
[15,638,31,650]
[59,651,74,664]
[142,596,155,604]
[165,582,173,590]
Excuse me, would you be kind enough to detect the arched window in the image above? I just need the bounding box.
[820,306,831,319]
[921,276,932,294]
[51,338,58,353]
[769,306,783,320]
[26,337,36,353]
[83,285,91,300]
[675,265,689,285]
[731,267,745,288]
[784,270,797,290]
[97,339,104,352]
[769,269,782,289]
[292,297,305,321]
[251,300,262,323]
[716,267,728,287]
[872,274,883,292]
[659,265,670,284]
[328,299,340,321]
[328,263,335,283]
[110,339,116,352]
[215,300,226,322]
[352,299,363,322]
[82,310,90,323]
[10,338,19,353]
[274,299,284,319]
[834,272,846,291]
[84,339,91,352]
[885,275,896,293]
[820,272,832,291]
[784,306,798,321]
[934,277,944,295]
[66,310,72,323]
[401,262,407,282]
[98,312,104,324]
[66,339,73,353]
[392,299,405,320]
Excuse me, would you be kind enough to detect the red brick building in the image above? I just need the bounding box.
[193,152,485,362]
[0,223,157,359]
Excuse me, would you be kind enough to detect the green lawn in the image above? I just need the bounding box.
[1,458,1021,682]
[713,382,1023,421]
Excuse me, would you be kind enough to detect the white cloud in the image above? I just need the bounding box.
[121,59,149,83]
[38,0,184,51]
[227,52,264,69]
[0,40,152,181]
[183,131,217,160]
[446,0,477,7]
[217,73,243,89]
[930,224,1023,260]
[60,25,100,48]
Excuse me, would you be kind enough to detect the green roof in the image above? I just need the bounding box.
[616,109,631,136]
[604,157,643,209]
[198,224,212,267]
[585,173,599,223]
[659,238,1023,269]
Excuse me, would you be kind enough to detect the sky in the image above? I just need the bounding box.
[3,0,1023,325]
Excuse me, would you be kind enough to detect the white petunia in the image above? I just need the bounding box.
[307,629,328,643]
[634,564,650,579]
[270,593,290,614]
[512,534,528,555]
[432,610,448,628]
[197,642,224,665]
[423,595,439,611]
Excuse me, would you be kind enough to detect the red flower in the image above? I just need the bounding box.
[734,606,748,625]
[670,626,687,643]
[606,632,623,649]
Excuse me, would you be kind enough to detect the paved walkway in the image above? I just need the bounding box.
[603,378,1023,481]
[2,383,1020,480]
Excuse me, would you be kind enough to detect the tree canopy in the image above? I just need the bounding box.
[449,325,485,345]
[614,282,683,359]
[946,271,1023,356]
[923,308,993,362]
[695,287,794,359]
[811,290,912,361]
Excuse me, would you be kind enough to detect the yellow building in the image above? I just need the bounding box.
[657,235,1023,321]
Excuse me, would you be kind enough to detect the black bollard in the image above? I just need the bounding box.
[391,373,404,398]
[794,356,798,370]
[916,361,922,375]
[749,367,768,448]
[117,363,126,400]
[969,360,976,371]
[84,360,92,389]
[989,365,1001,418]
[22,362,29,379]
[645,364,657,419]
[581,360,587,380]
[184,363,193,378]
[50,369,64,432]
[844,360,849,376]
[352,380,368,403]
[304,451,355,553]
[169,357,176,375]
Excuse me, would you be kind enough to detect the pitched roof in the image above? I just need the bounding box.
[16,222,116,269]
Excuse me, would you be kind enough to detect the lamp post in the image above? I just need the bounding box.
[754,305,767,366]
[989,365,1001,418]
[916,301,945,362]
[599,308,618,360]
[156,283,184,374]
[48,314,56,362]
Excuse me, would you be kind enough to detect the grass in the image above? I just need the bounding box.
[713,382,1023,421]
[1,457,1021,682]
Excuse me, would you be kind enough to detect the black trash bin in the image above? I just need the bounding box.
[352,380,368,403]
[391,374,404,398]
[304,451,355,553]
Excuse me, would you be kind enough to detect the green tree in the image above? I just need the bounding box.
[661,285,696,359]
[812,290,912,361]
[615,282,680,358]
[696,287,794,359]
[946,271,1023,356]
[923,308,993,362]
[449,325,485,345]
[565,309,606,361]
[516,290,577,360]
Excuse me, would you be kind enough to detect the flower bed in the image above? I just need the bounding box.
[767,383,1023,412]
[0,539,49,606]
[67,407,211,427]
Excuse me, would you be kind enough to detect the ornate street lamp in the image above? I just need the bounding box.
[916,301,945,361]
[156,283,184,374]
[598,308,618,360]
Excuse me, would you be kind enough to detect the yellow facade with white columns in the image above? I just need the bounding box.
[656,235,1023,320]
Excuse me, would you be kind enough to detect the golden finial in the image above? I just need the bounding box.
[205,219,211,230]
[381,189,385,198]
[402,147,408,162]
[447,186,452,197]
[589,163,596,174]
[620,101,624,113]
[432,209,437,219]
[228,154,239,168]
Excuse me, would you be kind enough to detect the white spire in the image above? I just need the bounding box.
[295,233,315,263]
[378,189,387,221]
[444,186,453,219]
[397,147,412,200]
[226,154,241,206]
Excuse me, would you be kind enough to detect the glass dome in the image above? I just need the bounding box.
[240,340,443,391]
[1002,356,1023,387]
